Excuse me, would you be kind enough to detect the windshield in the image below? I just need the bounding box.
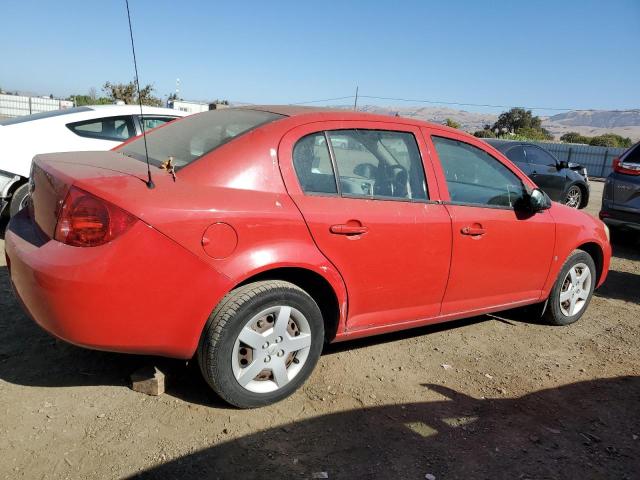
[118,109,285,170]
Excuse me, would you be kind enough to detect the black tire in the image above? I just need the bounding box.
[9,183,30,217]
[543,249,596,326]
[198,280,324,408]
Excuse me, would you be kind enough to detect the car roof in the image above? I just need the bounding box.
[237,105,466,135]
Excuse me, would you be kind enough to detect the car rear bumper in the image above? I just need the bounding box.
[599,206,640,231]
[4,209,230,359]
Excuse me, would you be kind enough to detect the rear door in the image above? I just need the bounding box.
[279,121,452,330]
[425,130,555,315]
[523,145,566,201]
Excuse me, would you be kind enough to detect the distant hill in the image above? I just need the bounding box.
[345,105,640,141]
[548,110,640,128]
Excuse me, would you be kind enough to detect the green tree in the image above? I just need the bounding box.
[560,132,590,144]
[103,80,162,106]
[589,134,633,148]
[492,107,543,134]
[515,126,554,141]
[473,129,496,138]
[68,94,111,106]
[444,118,461,129]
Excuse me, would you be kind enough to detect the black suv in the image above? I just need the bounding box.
[600,142,640,232]
[485,140,589,209]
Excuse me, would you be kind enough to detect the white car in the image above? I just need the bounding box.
[0,105,189,217]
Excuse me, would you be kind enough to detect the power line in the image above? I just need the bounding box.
[358,95,581,112]
[225,92,621,113]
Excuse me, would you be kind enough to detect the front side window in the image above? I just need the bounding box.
[432,136,525,208]
[524,146,557,167]
[67,116,135,141]
[119,109,284,170]
[505,145,526,164]
[328,130,427,200]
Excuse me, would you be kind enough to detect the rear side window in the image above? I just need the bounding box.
[119,109,284,171]
[138,116,178,130]
[293,133,338,194]
[328,130,427,200]
[432,136,525,208]
[67,116,135,141]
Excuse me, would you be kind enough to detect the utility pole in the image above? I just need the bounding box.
[353,86,359,111]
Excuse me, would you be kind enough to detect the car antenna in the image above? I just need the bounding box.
[125,0,154,189]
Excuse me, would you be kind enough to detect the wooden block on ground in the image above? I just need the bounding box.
[131,366,166,396]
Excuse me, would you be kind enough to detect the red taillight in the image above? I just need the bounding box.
[613,157,640,176]
[54,187,137,247]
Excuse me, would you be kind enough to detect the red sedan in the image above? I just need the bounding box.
[4,107,611,407]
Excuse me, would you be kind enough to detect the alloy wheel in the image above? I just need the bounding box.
[564,186,582,209]
[559,262,592,317]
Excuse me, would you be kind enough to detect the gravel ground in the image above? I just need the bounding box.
[0,181,638,479]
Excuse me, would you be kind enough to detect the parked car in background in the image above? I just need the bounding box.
[0,105,188,218]
[485,139,589,209]
[600,142,640,233]
[5,107,610,408]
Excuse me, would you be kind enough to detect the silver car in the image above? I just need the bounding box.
[600,142,640,232]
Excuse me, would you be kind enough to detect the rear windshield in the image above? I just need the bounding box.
[118,109,284,170]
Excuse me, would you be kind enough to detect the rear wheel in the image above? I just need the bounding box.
[9,183,29,217]
[198,280,324,408]
[563,185,582,209]
[543,250,596,326]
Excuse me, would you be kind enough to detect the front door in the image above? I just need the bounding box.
[426,132,555,315]
[279,121,452,330]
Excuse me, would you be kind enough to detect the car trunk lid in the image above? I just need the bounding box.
[29,151,156,238]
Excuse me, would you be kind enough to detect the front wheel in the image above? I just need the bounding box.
[198,280,324,408]
[543,250,596,326]
[563,185,583,209]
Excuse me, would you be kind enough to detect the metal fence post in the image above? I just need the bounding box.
[567,147,572,163]
[600,149,609,178]
[28,97,32,115]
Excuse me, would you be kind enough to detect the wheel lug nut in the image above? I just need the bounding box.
[277,350,284,357]
[264,355,271,363]
[275,336,283,343]
[262,342,269,349]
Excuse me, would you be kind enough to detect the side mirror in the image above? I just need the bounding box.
[557,160,569,169]
[528,188,552,212]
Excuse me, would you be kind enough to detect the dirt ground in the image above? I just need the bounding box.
[1,181,638,479]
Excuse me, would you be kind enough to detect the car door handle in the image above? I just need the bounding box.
[461,225,486,236]
[330,224,369,235]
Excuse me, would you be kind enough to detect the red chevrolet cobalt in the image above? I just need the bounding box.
[5,107,611,407]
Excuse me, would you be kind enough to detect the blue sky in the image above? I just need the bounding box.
[2,0,639,115]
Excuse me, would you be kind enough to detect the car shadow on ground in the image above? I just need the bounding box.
[611,232,640,262]
[595,270,640,304]
[128,376,640,480]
